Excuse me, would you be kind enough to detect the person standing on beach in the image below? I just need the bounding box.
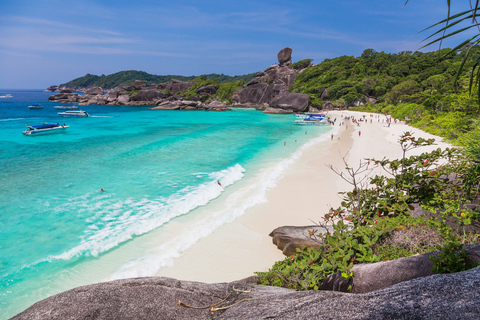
[359,131,361,136]
[331,134,334,140]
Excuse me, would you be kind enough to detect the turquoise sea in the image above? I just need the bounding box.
[0,89,333,318]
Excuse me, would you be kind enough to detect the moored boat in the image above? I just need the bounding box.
[28,104,43,109]
[57,110,89,117]
[293,113,329,125]
[22,123,69,136]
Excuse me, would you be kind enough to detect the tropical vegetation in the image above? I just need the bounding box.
[255,131,480,291]
[61,70,256,89]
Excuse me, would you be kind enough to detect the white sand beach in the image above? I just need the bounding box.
[156,110,453,283]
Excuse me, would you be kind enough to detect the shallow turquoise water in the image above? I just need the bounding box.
[0,89,332,318]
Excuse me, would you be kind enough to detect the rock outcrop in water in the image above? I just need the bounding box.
[12,266,480,319]
[48,48,312,112]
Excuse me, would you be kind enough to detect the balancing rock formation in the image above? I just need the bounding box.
[232,47,310,113]
[48,48,311,112]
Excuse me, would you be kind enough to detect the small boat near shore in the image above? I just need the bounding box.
[0,94,12,98]
[28,104,43,109]
[58,110,89,117]
[54,105,78,110]
[293,113,329,125]
[23,123,69,136]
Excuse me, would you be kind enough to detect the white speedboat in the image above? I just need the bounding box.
[28,104,43,109]
[54,105,79,110]
[293,113,329,125]
[0,94,12,98]
[23,123,69,136]
[58,110,89,117]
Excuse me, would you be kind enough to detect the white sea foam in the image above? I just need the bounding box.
[110,127,336,279]
[0,118,26,122]
[46,164,246,262]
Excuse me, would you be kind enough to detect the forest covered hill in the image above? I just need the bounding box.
[289,47,480,142]
[61,70,257,89]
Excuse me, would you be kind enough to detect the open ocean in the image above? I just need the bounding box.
[0,89,333,318]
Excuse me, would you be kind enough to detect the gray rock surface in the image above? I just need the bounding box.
[117,94,131,105]
[84,86,104,95]
[196,85,217,96]
[270,226,323,256]
[277,47,293,66]
[130,89,166,101]
[12,267,480,319]
[263,107,293,114]
[268,92,310,112]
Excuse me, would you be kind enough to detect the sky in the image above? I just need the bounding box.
[0,0,476,89]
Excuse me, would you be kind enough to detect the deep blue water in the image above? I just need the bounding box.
[0,89,331,318]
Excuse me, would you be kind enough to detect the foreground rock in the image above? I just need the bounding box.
[13,267,480,319]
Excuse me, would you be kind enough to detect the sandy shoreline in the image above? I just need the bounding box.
[156,110,452,283]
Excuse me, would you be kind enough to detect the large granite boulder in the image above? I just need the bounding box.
[204,99,230,111]
[196,85,216,96]
[116,94,131,105]
[84,95,106,105]
[12,267,480,319]
[263,107,294,114]
[233,83,274,107]
[48,93,73,101]
[84,87,104,95]
[270,226,324,256]
[158,79,195,94]
[322,101,335,110]
[268,92,310,112]
[132,80,147,90]
[278,47,293,66]
[105,89,120,103]
[130,89,166,101]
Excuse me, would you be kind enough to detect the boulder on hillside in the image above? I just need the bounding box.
[204,100,230,111]
[12,267,480,319]
[132,80,147,90]
[131,89,166,101]
[158,79,195,94]
[60,89,73,94]
[196,85,216,96]
[278,47,293,66]
[366,96,377,104]
[268,92,310,112]
[270,226,324,256]
[322,101,335,110]
[117,94,131,105]
[48,93,71,101]
[47,85,59,92]
[105,89,120,103]
[233,83,272,106]
[84,87,104,95]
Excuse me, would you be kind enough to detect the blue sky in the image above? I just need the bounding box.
[0,0,475,88]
